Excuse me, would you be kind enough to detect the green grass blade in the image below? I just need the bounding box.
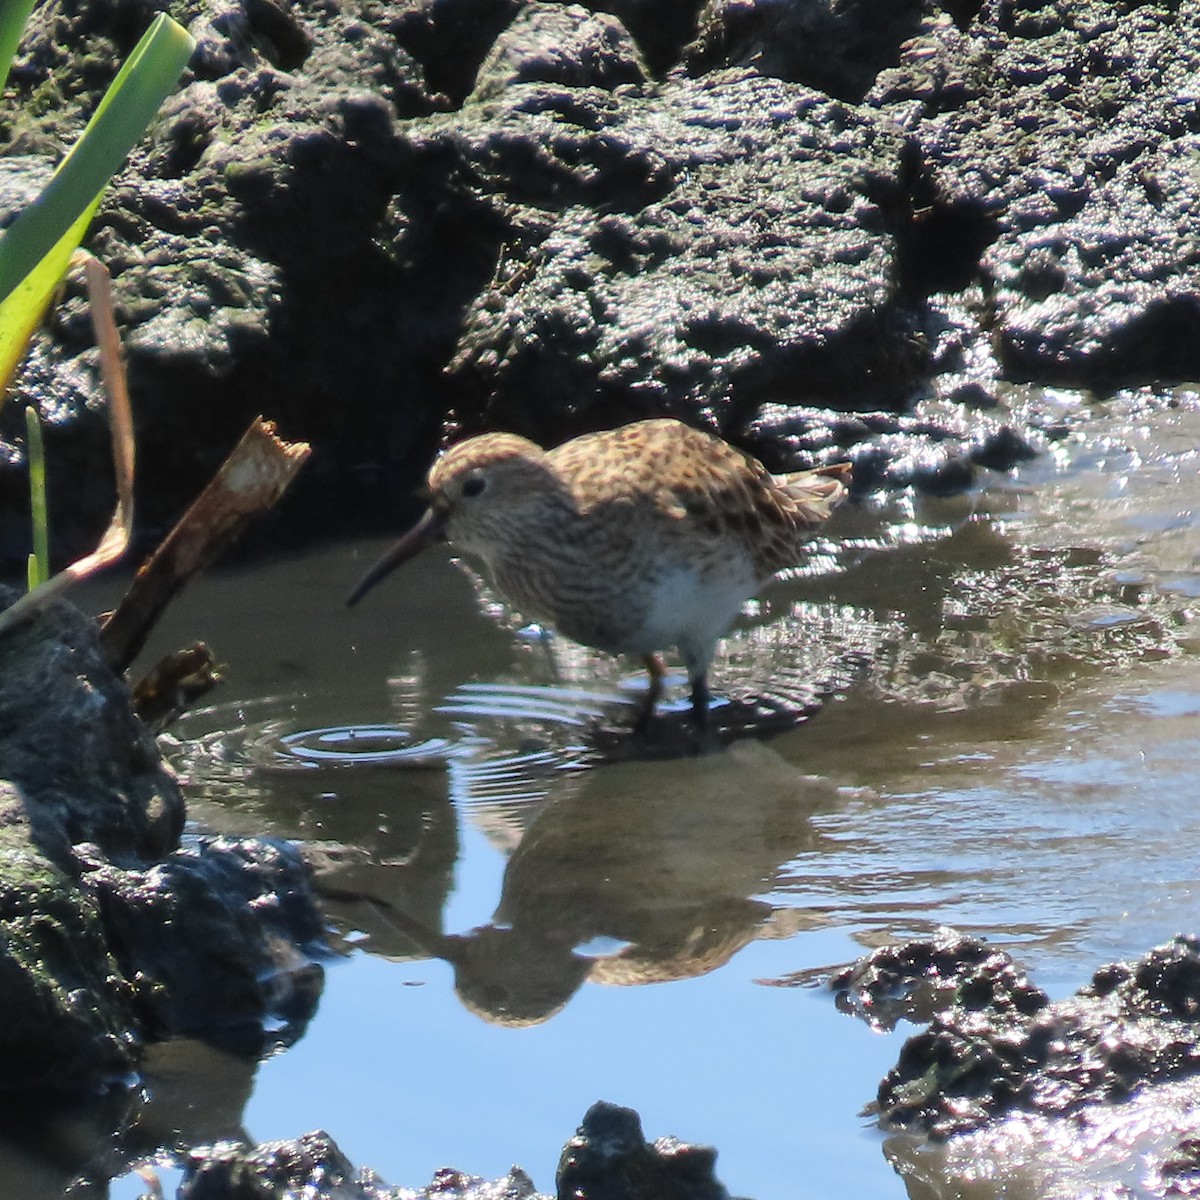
[24,404,48,589]
[0,0,38,96]
[0,13,195,388]
[0,204,98,393]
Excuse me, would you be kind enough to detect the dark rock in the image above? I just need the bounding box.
[0,584,183,864]
[1084,937,1200,1021]
[556,1101,731,1200]
[582,0,705,75]
[830,926,1048,1031]
[179,1131,387,1199]
[0,588,325,1088]
[0,786,138,1092]
[1,0,446,567]
[1161,1137,1200,1197]
[685,0,934,102]
[876,935,1200,1137]
[969,423,1037,471]
[1,0,1063,576]
[428,64,919,441]
[391,0,524,108]
[415,1166,545,1199]
[943,379,999,409]
[176,1106,733,1200]
[393,0,700,93]
[743,397,1035,493]
[86,836,326,1052]
[869,0,1200,387]
[30,0,1200,568]
[180,1129,548,1198]
[470,4,647,101]
[0,590,161,1090]
[889,442,977,494]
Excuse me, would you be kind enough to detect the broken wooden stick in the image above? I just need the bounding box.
[99,417,311,673]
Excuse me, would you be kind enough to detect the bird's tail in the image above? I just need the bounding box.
[773,461,852,525]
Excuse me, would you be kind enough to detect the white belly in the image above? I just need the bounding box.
[486,542,761,675]
[626,563,758,660]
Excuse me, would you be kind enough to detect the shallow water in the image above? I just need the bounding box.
[14,390,1200,1199]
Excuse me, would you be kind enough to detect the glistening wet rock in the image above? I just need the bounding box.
[469,4,648,100]
[0,784,139,1091]
[85,836,326,1054]
[869,935,1200,1138]
[743,397,1037,494]
[830,926,1048,1032]
[0,587,325,1089]
[0,584,183,864]
[175,1101,732,1199]
[1,0,922,573]
[178,1131,395,1200]
[2,0,441,565]
[870,0,1200,386]
[684,0,932,102]
[434,63,919,440]
[557,1100,732,1200]
[10,0,1200,569]
[180,1131,547,1198]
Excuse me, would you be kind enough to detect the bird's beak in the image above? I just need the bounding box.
[346,508,445,607]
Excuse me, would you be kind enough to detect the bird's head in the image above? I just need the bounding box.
[347,432,563,606]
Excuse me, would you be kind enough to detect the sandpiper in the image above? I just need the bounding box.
[348,418,850,731]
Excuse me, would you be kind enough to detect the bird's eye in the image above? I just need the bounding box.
[461,471,487,498]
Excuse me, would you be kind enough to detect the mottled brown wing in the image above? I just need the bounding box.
[547,419,849,576]
[544,419,709,506]
[549,419,757,505]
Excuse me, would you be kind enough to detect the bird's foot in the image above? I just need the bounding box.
[686,674,721,754]
[631,706,657,739]
[689,674,711,729]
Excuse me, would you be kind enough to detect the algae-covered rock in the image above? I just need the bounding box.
[0,589,325,1091]
[685,0,932,101]
[469,4,648,101]
[0,784,136,1092]
[88,836,326,1051]
[1,0,438,565]
[431,64,917,439]
[874,935,1200,1137]
[8,0,1200,569]
[859,936,1200,1197]
[870,0,1200,386]
[0,584,183,864]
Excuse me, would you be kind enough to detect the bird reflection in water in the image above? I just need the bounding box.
[318,741,856,1025]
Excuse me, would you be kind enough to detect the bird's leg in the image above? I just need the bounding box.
[531,624,560,680]
[633,653,665,735]
[689,671,711,731]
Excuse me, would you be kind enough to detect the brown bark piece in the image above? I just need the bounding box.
[99,418,311,673]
